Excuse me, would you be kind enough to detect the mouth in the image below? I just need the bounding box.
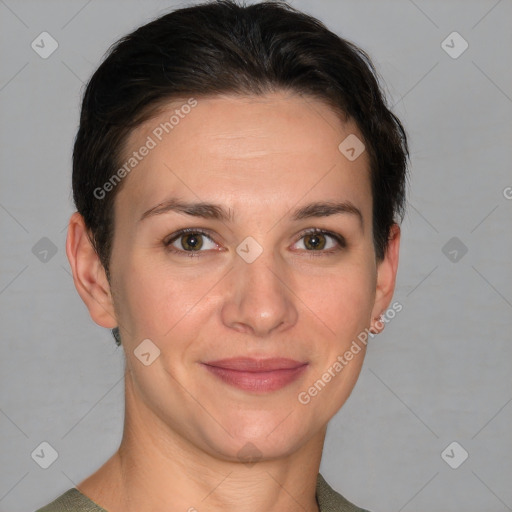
[200,358,309,393]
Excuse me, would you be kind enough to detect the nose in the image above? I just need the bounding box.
[220,246,298,337]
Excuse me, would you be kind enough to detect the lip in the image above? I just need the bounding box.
[201,358,308,393]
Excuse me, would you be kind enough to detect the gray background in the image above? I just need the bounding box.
[1,0,511,511]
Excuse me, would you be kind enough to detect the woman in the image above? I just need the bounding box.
[36,1,408,510]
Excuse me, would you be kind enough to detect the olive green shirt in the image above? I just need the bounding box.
[35,473,371,512]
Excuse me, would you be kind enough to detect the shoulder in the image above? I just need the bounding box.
[37,476,371,512]
[316,473,372,512]
[34,488,108,512]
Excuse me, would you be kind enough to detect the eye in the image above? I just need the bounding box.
[164,227,346,258]
[164,228,219,256]
[293,228,346,255]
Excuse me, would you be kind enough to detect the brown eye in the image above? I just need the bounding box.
[303,232,327,250]
[294,229,345,252]
[179,233,204,251]
[165,229,217,256]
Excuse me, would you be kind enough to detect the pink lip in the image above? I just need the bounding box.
[201,358,308,392]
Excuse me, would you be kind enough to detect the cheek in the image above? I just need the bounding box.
[309,264,376,335]
[116,254,218,340]
[113,256,173,337]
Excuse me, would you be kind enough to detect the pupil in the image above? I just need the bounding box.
[184,234,202,250]
[307,234,325,250]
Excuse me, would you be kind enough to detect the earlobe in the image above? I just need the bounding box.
[370,224,401,334]
[65,212,117,329]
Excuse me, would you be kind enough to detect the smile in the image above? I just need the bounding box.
[200,358,309,393]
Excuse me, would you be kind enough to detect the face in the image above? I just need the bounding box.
[93,92,397,461]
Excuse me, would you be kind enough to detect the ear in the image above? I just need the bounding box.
[65,211,117,329]
[369,223,400,334]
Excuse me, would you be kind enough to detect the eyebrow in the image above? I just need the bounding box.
[139,197,363,228]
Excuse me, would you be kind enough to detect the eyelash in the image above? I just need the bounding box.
[163,227,346,258]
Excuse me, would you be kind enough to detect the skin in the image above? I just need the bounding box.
[66,91,400,512]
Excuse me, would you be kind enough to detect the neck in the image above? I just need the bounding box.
[77,371,325,512]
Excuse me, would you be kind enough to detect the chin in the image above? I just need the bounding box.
[198,414,313,463]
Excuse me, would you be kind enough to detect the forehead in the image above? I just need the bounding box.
[115,92,372,222]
